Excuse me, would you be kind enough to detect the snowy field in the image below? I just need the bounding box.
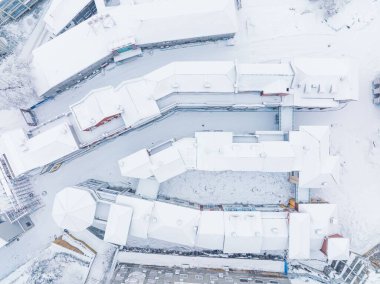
[1,0,380,282]
[1,243,92,284]
[160,171,294,205]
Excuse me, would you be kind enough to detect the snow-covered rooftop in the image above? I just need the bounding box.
[237,63,294,93]
[0,122,79,177]
[31,0,238,97]
[115,194,154,239]
[196,210,224,250]
[52,187,347,258]
[261,212,289,251]
[322,235,350,260]
[70,86,119,131]
[119,126,339,188]
[118,149,152,179]
[290,58,359,106]
[67,60,357,132]
[298,203,340,251]
[289,213,311,259]
[223,211,263,253]
[290,125,340,189]
[44,0,93,35]
[52,187,96,232]
[148,201,200,247]
[104,203,133,246]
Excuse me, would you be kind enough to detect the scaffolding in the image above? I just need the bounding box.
[0,155,42,223]
[0,0,41,26]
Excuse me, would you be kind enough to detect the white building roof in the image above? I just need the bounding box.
[88,191,347,256]
[104,203,133,246]
[133,0,237,45]
[326,237,350,260]
[67,60,357,133]
[118,149,152,179]
[223,211,263,254]
[261,215,288,251]
[172,138,197,169]
[31,0,238,97]
[237,63,294,93]
[149,147,187,183]
[288,213,311,259]
[196,132,297,172]
[298,203,339,250]
[70,79,161,131]
[145,61,236,100]
[119,131,306,183]
[118,80,161,127]
[195,131,233,171]
[289,125,339,189]
[116,194,154,239]
[118,146,188,182]
[196,210,224,250]
[0,122,79,177]
[289,58,359,107]
[70,86,120,131]
[44,0,93,35]
[52,187,96,232]
[261,141,296,172]
[148,201,200,247]
[136,178,160,199]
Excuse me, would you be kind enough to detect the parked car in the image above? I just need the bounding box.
[373,77,380,104]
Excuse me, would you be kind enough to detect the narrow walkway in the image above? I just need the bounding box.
[279,106,294,132]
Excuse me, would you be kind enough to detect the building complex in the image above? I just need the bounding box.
[69,59,357,133]
[0,58,357,180]
[0,0,367,282]
[51,181,349,261]
[119,126,338,189]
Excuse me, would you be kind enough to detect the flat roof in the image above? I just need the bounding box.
[31,0,238,97]
[44,0,93,35]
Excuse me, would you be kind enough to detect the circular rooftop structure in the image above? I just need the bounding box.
[52,187,96,232]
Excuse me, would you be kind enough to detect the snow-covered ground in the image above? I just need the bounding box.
[160,171,294,205]
[1,0,380,281]
[0,242,92,284]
